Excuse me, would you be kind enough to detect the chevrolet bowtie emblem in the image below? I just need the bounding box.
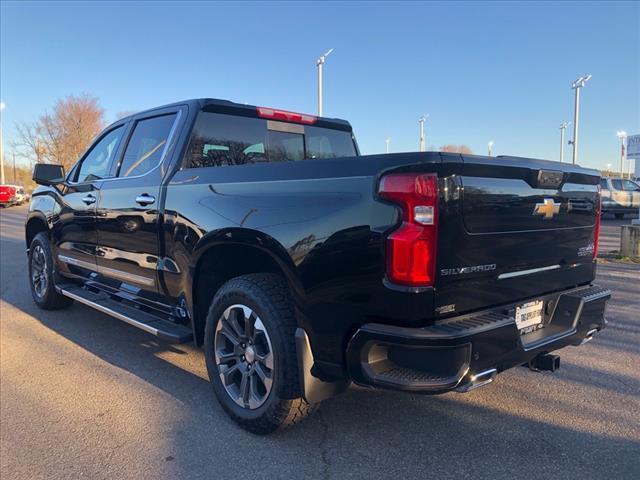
[533,198,560,219]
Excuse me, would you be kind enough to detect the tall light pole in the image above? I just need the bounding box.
[0,101,5,185]
[488,141,494,156]
[569,74,592,165]
[559,122,570,163]
[385,137,391,153]
[418,114,429,152]
[606,163,612,176]
[617,131,627,178]
[316,48,333,117]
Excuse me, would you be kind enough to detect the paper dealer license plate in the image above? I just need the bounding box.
[515,300,544,334]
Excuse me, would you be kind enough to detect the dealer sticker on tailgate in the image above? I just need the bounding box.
[515,300,544,334]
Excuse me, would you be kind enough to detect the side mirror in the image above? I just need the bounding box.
[33,163,65,186]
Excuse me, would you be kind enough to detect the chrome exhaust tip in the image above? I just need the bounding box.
[580,328,599,345]
[455,368,497,393]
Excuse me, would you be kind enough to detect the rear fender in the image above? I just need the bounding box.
[190,227,305,309]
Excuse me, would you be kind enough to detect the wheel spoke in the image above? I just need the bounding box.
[256,351,273,370]
[254,362,273,391]
[245,311,256,339]
[248,374,261,409]
[227,308,245,338]
[219,363,240,386]
[239,372,250,405]
[219,322,240,346]
[216,350,236,365]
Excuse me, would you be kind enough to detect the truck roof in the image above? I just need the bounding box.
[118,98,353,132]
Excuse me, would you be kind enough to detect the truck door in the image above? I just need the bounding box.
[55,125,126,280]
[95,108,182,299]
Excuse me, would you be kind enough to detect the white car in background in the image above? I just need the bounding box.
[600,177,640,219]
[13,186,27,205]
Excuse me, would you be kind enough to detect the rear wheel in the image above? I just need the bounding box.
[28,232,73,310]
[204,273,316,434]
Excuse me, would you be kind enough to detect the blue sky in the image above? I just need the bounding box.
[1,1,638,171]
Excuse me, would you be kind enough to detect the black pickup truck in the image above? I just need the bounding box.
[26,98,610,433]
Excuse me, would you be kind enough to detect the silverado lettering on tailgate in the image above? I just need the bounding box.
[441,264,497,276]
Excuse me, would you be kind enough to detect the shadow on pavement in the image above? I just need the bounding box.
[0,292,637,479]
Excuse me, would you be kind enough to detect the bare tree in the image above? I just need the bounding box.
[14,94,105,170]
[440,144,473,154]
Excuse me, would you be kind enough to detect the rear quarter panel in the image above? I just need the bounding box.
[161,154,442,366]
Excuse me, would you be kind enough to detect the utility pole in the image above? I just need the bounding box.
[316,49,333,117]
[418,114,429,152]
[12,152,16,183]
[570,74,592,165]
[0,101,5,185]
[385,137,390,154]
[559,122,570,163]
[617,131,627,179]
[488,141,494,156]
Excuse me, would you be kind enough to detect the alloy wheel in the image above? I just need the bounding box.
[31,244,48,298]
[214,304,274,409]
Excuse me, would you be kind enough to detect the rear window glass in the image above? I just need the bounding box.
[184,112,355,168]
[305,125,357,159]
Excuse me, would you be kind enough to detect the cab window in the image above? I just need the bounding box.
[117,114,177,177]
[75,126,124,182]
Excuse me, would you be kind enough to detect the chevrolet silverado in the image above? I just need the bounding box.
[26,98,610,433]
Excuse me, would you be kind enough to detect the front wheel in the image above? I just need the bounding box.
[28,232,73,310]
[204,273,317,434]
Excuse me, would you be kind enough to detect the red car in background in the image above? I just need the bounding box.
[0,185,27,207]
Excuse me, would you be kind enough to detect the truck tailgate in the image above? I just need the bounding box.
[435,155,600,316]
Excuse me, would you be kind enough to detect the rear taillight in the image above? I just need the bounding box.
[593,186,602,258]
[379,173,439,287]
[257,107,317,124]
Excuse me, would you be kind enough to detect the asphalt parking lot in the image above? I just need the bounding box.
[1,204,639,479]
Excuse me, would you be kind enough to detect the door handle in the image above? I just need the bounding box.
[82,194,96,205]
[135,193,156,206]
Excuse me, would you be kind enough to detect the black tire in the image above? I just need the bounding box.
[28,232,73,310]
[614,213,625,219]
[204,273,317,434]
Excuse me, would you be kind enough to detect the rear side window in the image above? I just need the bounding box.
[622,180,640,191]
[118,114,176,177]
[599,179,608,189]
[76,126,124,182]
[185,112,356,168]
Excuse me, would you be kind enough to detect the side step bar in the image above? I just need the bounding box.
[58,286,193,343]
